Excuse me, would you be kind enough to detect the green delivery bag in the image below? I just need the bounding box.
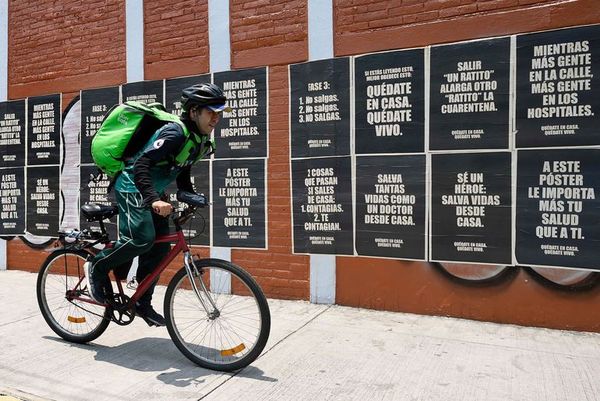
[91,101,183,178]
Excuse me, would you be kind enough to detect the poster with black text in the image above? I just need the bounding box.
[80,86,120,165]
[0,100,26,168]
[165,74,211,117]
[354,49,425,154]
[430,38,511,150]
[27,94,61,166]
[121,80,164,105]
[292,156,353,255]
[290,58,351,158]
[213,68,267,158]
[212,159,266,248]
[165,160,210,246]
[516,149,600,269]
[430,152,512,264]
[0,167,25,235]
[355,155,426,259]
[79,165,117,238]
[516,25,600,148]
[27,166,60,236]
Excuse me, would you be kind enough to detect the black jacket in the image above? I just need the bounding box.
[133,119,202,207]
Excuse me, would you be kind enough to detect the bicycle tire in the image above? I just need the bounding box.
[165,258,271,372]
[36,249,111,343]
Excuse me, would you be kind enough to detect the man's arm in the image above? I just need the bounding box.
[133,123,186,208]
[176,165,195,193]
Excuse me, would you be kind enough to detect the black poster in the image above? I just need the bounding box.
[121,80,164,104]
[0,167,25,235]
[80,87,120,165]
[516,149,600,269]
[213,68,268,158]
[354,49,425,154]
[355,155,426,259]
[0,100,26,168]
[79,165,117,238]
[212,159,266,248]
[290,58,351,158]
[516,25,600,148]
[27,94,61,166]
[27,166,60,236]
[165,74,211,117]
[431,152,512,264]
[292,156,353,255]
[165,160,210,246]
[430,38,511,150]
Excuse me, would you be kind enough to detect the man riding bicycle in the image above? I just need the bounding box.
[84,83,230,326]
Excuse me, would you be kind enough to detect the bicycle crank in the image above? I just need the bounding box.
[107,293,135,326]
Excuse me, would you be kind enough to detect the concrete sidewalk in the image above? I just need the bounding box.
[1,269,600,401]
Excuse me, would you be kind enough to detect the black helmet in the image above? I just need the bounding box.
[181,83,229,112]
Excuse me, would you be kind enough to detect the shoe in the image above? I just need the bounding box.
[136,303,166,327]
[83,261,110,304]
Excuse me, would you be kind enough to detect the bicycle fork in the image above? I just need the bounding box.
[183,252,220,319]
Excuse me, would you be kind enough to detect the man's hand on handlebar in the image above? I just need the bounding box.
[152,200,173,217]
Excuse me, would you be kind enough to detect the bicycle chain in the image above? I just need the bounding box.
[66,292,135,326]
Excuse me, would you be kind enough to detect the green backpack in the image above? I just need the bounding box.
[91,101,213,178]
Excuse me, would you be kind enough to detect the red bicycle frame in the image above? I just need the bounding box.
[119,229,190,306]
[74,229,191,308]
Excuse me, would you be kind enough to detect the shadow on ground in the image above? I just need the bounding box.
[43,336,277,387]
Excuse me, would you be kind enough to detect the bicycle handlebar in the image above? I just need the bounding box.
[171,191,209,228]
[176,191,208,208]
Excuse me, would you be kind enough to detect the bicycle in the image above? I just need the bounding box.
[36,191,271,372]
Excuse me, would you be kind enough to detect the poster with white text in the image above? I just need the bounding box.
[292,156,353,255]
[355,155,426,259]
[516,25,600,147]
[516,149,600,268]
[431,152,512,264]
[354,49,425,154]
[430,38,511,150]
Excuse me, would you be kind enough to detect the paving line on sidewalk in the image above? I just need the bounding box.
[197,305,333,401]
[0,387,55,401]
[377,324,600,360]
[0,313,40,328]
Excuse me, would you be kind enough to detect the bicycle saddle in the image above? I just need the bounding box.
[81,204,118,221]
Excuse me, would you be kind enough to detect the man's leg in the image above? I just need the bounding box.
[135,213,170,326]
[137,212,170,306]
[86,192,155,302]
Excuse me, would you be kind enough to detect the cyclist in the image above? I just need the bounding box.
[84,83,230,326]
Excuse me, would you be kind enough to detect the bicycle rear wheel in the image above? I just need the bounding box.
[165,258,271,371]
[36,249,111,343]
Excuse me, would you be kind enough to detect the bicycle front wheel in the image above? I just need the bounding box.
[36,249,111,343]
[165,258,271,371]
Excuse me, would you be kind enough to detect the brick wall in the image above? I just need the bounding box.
[232,66,310,300]
[6,0,127,273]
[144,1,210,79]
[228,0,310,298]
[335,0,560,34]
[334,0,600,55]
[8,0,126,102]
[230,0,308,68]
